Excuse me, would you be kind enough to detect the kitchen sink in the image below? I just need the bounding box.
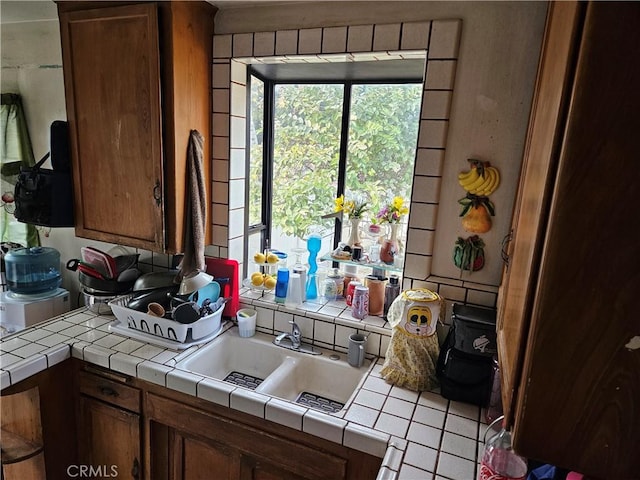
[176,328,373,412]
[177,330,288,383]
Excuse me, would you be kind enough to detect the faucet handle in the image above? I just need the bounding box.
[289,320,301,339]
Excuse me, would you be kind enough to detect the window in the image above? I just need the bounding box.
[246,62,423,272]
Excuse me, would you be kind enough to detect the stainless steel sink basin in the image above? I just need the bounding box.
[176,328,373,412]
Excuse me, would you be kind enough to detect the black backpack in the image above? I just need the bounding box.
[436,304,497,406]
[14,121,74,227]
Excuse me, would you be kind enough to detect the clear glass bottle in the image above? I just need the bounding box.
[478,417,527,480]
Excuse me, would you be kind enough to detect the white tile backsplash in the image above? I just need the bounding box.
[401,22,431,50]
[429,19,462,60]
[347,24,374,52]
[253,32,276,57]
[233,33,253,58]
[275,30,298,55]
[373,23,401,51]
[298,28,322,54]
[322,26,347,53]
[213,34,232,58]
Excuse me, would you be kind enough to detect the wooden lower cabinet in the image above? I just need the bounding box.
[71,361,380,480]
[146,393,375,480]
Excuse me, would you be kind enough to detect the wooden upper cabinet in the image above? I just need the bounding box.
[58,1,215,253]
[498,2,640,477]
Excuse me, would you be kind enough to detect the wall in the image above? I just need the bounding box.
[212,1,547,308]
[1,1,547,311]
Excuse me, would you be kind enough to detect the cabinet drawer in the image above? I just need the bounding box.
[78,371,140,413]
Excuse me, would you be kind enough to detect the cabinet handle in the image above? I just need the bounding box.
[99,385,119,397]
[153,180,162,206]
[501,229,513,268]
[131,457,140,479]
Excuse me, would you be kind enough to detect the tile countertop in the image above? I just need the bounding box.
[0,294,490,480]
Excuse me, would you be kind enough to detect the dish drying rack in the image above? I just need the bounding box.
[108,294,225,349]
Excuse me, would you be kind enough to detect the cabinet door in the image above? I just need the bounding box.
[59,3,164,251]
[78,396,141,480]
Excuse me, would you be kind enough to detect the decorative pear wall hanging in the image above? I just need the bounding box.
[457,159,501,233]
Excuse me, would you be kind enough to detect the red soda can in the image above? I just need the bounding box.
[345,281,362,306]
[352,285,369,319]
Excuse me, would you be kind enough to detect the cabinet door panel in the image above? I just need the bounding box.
[60,3,164,250]
[179,434,239,480]
[78,396,141,479]
[240,455,309,480]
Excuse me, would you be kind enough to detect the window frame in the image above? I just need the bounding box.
[245,66,422,267]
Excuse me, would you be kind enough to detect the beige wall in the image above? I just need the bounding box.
[1,1,547,309]
[214,1,548,305]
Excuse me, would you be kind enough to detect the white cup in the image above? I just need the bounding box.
[237,308,257,338]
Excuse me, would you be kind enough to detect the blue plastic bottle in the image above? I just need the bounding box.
[305,234,321,300]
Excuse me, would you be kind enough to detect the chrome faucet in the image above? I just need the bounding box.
[275,320,301,350]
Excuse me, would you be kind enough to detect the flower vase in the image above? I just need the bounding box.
[347,217,362,247]
[380,223,399,265]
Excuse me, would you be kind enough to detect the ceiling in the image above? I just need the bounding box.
[0,0,298,24]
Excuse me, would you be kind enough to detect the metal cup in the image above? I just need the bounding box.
[348,333,366,367]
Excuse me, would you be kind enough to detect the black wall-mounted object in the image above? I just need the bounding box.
[14,121,74,227]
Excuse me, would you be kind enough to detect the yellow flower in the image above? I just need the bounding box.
[376,196,409,223]
[334,194,368,218]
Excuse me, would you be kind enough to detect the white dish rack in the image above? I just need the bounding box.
[108,294,223,344]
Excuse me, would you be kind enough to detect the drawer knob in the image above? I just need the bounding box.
[99,386,119,397]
